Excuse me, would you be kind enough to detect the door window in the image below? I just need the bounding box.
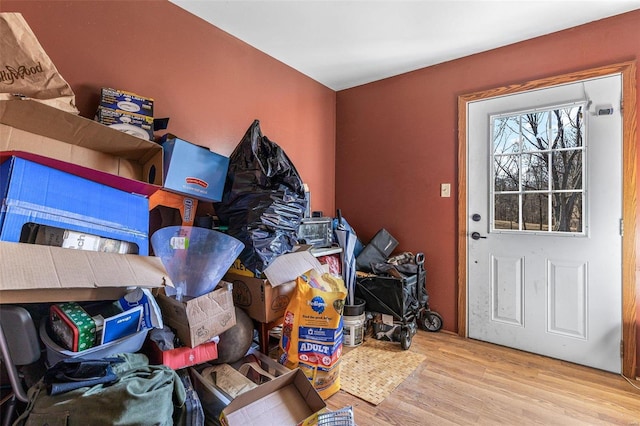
[491,103,586,234]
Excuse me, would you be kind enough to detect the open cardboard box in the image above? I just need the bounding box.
[219,368,326,426]
[0,99,163,196]
[189,350,291,421]
[155,282,236,348]
[0,241,171,304]
[224,249,325,323]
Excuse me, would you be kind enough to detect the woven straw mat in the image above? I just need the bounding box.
[339,337,426,405]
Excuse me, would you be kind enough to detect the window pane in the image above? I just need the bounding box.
[493,116,520,154]
[522,112,549,152]
[494,194,520,230]
[546,110,559,146]
[522,153,548,191]
[552,193,582,232]
[494,155,519,191]
[553,107,584,149]
[522,193,548,231]
[552,150,582,190]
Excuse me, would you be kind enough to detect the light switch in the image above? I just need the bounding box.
[441,183,451,198]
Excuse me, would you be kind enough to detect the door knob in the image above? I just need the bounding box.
[471,232,487,240]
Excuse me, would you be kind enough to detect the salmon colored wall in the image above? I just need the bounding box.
[1,0,336,216]
[336,10,640,365]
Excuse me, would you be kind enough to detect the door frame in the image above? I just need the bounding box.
[457,61,637,378]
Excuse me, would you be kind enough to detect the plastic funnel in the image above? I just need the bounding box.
[151,226,244,299]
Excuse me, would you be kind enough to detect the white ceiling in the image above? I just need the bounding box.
[170,0,640,91]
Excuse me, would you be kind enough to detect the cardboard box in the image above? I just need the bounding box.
[189,350,292,422]
[155,282,236,348]
[144,338,218,370]
[0,156,150,255]
[219,368,326,426]
[161,136,229,202]
[100,87,154,117]
[0,241,171,304]
[95,106,154,141]
[0,99,162,196]
[225,273,294,324]
[224,250,325,323]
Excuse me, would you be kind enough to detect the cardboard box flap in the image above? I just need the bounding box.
[0,100,160,163]
[221,369,325,426]
[0,126,118,172]
[263,251,324,287]
[0,242,171,292]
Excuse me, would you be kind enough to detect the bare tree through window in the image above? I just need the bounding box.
[492,104,585,233]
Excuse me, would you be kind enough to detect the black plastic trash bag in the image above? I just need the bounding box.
[214,120,307,276]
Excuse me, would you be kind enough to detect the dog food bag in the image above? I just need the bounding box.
[278,269,346,399]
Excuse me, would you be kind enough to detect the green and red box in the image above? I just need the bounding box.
[50,302,97,352]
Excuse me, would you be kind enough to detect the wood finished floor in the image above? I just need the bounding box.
[325,330,640,425]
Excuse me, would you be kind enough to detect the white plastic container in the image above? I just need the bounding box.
[39,320,148,366]
[343,299,366,347]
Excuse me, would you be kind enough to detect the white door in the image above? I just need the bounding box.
[467,74,622,373]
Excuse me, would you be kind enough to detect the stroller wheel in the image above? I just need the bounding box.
[400,328,412,350]
[421,311,443,332]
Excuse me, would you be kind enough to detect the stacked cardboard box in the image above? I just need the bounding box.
[95,88,155,141]
[0,99,169,304]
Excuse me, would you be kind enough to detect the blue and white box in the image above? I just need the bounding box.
[0,156,150,255]
[100,305,143,345]
[161,136,229,203]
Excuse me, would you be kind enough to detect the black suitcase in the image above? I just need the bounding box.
[355,228,398,272]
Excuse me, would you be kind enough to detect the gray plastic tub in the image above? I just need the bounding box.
[39,320,148,366]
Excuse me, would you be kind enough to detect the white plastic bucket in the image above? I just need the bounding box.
[343,299,366,347]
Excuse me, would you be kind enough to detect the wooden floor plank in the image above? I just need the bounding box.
[326,330,640,425]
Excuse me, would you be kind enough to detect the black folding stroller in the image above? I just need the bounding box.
[355,253,442,350]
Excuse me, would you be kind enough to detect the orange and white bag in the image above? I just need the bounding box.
[278,269,346,399]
